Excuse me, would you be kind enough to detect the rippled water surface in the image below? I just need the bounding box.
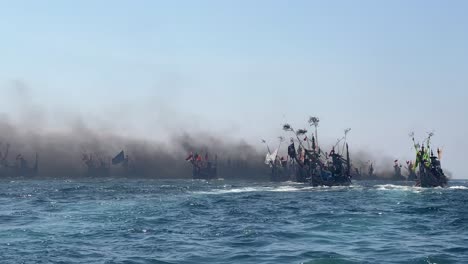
[1,178,467,263]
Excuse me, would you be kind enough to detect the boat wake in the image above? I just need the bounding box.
[374,184,423,192]
[193,186,307,194]
[191,181,468,195]
[193,184,359,195]
[449,186,468,190]
[374,183,468,192]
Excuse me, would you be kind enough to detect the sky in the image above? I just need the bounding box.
[0,0,467,177]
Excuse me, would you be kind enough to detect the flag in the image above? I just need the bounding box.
[265,149,278,165]
[112,150,125,165]
[288,143,296,159]
[185,152,193,161]
[303,136,307,141]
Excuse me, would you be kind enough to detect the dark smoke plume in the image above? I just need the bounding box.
[0,80,268,180]
[1,81,434,181]
[0,117,269,179]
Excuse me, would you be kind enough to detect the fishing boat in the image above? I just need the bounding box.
[82,153,110,177]
[15,153,39,177]
[0,144,38,178]
[392,160,406,181]
[405,161,417,181]
[410,133,448,187]
[288,142,351,186]
[281,117,352,186]
[266,156,292,182]
[352,161,376,180]
[186,152,217,180]
[263,137,292,182]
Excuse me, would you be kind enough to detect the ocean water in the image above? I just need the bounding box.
[1,179,467,264]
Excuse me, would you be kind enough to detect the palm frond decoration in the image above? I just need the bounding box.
[308,116,320,127]
[296,129,308,136]
[344,128,351,135]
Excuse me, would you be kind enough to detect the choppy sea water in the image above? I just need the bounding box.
[1,178,467,264]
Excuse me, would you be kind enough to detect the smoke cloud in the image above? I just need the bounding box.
[0,80,428,181]
[0,80,268,179]
[0,117,270,179]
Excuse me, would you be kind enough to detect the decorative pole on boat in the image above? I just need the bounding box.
[308,116,320,148]
[334,137,344,153]
[437,147,443,160]
[341,128,351,155]
[296,128,308,149]
[277,136,285,152]
[283,124,307,151]
[409,132,419,151]
[424,131,434,153]
[261,139,271,155]
[346,143,351,177]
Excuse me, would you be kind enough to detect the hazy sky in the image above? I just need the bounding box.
[0,0,467,177]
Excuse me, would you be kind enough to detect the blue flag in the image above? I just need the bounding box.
[112,150,125,165]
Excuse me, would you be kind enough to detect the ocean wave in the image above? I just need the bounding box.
[193,186,269,194]
[374,184,422,192]
[1,178,468,263]
[193,184,358,194]
[449,186,468,190]
[194,186,311,194]
[374,184,468,191]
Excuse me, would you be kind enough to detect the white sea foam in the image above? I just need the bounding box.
[194,184,356,194]
[194,187,271,194]
[375,184,422,193]
[449,186,468,190]
[194,185,313,194]
[374,184,467,191]
[270,186,301,192]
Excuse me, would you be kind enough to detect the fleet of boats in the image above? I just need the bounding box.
[0,117,450,188]
[184,116,449,188]
[0,143,38,178]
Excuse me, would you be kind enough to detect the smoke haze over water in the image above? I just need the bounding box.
[0,117,270,179]
[0,80,444,180]
[0,114,414,181]
[0,81,266,179]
